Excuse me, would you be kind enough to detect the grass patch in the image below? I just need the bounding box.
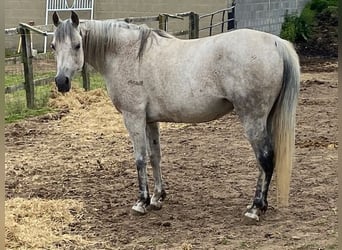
[4,74,24,88]
[5,72,55,88]
[5,107,54,123]
[5,84,54,123]
[73,71,106,90]
[5,48,20,58]
[5,71,106,123]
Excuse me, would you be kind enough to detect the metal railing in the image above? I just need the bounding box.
[45,0,95,52]
[199,6,236,36]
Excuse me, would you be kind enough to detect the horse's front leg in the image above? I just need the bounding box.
[123,112,150,214]
[146,122,166,209]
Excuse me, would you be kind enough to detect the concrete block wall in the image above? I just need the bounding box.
[235,0,310,35]
[5,0,46,28]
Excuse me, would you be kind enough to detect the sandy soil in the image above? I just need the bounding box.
[5,58,338,249]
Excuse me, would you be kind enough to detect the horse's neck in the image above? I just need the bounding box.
[81,20,142,72]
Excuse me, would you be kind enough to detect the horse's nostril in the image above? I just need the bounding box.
[55,75,71,93]
[55,75,65,85]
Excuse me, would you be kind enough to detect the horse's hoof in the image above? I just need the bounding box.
[244,207,260,221]
[244,211,260,221]
[132,202,147,215]
[149,192,165,210]
[150,199,162,210]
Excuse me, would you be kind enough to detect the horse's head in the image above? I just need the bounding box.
[51,11,84,93]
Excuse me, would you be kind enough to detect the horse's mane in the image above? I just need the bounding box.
[77,20,173,69]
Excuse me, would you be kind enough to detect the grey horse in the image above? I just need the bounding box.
[51,11,300,221]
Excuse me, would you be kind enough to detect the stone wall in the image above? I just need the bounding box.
[234,0,310,35]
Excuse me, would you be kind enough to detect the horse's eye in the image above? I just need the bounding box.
[75,43,81,50]
[50,44,55,50]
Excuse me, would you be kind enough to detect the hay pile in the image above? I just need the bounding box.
[48,86,109,111]
[5,198,95,249]
[48,86,128,136]
[47,85,190,134]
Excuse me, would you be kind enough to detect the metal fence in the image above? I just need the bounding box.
[199,6,236,37]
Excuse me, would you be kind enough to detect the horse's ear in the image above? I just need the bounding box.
[52,11,61,27]
[71,11,79,27]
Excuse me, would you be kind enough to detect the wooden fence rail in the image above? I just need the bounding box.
[5,77,55,94]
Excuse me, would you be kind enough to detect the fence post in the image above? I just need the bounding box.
[228,3,236,30]
[82,63,90,91]
[189,12,199,39]
[158,14,168,31]
[19,26,35,108]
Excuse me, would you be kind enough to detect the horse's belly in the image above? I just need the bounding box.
[146,97,234,123]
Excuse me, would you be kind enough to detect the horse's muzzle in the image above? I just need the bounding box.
[55,75,71,93]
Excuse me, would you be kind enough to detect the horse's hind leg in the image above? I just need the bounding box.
[123,112,150,214]
[241,118,274,221]
[146,122,166,209]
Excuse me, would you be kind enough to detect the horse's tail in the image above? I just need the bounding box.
[269,39,300,207]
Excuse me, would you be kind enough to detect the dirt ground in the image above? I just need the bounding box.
[5,57,338,249]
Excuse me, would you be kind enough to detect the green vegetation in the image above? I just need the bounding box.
[5,48,21,58]
[5,72,55,87]
[5,107,54,123]
[280,14,309,42]
[5,69,106,123]
[5,84,53,123]
[73,71,106,90]
[280,0,338,43]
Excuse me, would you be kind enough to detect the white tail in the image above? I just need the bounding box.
[271,39,300,207]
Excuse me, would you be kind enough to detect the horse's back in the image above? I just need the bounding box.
[109,28,291,124]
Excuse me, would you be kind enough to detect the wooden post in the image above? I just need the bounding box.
[82,63,90,91]
[189,12,199,39]
[19,27,35,108]
[158,14,168,31]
